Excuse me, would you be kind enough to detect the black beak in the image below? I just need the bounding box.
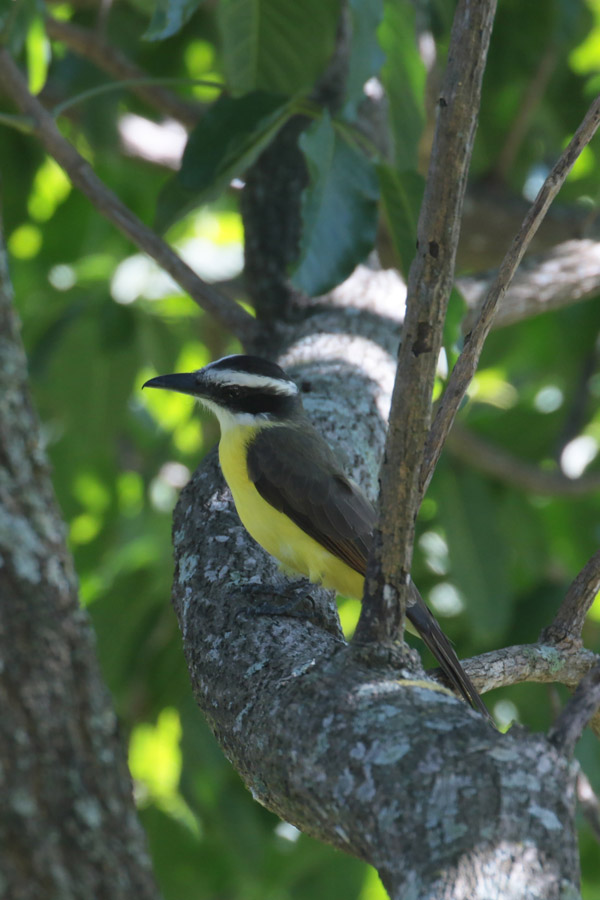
[142,372,200,396]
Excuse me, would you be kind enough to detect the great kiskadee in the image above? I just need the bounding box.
[144,354,490,719]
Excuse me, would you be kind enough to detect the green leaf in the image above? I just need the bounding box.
[436,467,512,645]
[290,114,379,297]
[155,91,293,230]
[25,15,49,93]
[217,0,342,96]
[344,0,385,114]
[144,0,204,40]
[377,164,423,276]
[378,0,425,169]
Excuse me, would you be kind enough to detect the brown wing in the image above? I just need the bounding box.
[246,423,376,574]
[248,423,492,722]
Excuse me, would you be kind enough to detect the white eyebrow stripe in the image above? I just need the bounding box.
[203,369,299,395]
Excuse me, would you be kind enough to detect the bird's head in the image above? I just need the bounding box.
[143,354,303,431]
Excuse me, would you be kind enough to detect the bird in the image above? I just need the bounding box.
[144,354,491,720]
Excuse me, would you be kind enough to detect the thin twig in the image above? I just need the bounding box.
[541,548,600,645]
[355,0,498,644]
[548,664,600,756]
[45,17,203,128]
[0,50,258,348]
[421,92,600,497]
[448,425,600,497]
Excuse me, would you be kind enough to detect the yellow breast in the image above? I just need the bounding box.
[218,425,364,599]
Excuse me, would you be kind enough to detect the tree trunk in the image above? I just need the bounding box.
[0,237,160,899]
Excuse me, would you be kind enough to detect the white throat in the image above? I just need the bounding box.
[198,398,268,433]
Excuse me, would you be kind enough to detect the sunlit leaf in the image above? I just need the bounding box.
[26,15,50,93]
[28,156,71,222]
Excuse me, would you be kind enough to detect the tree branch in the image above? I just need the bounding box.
[422,93,600,497]
[447,424,600,497]
[548,664,600,756]
[357,0,497,644]
[0,49,258,348]
[458,183,593,272]
[171,442,580,899]
[540,547,600,646]
[45,16,203,127]
[459,239,600,331]
[454,644,599,695]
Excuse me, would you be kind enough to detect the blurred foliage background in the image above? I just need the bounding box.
[2,0,600,897]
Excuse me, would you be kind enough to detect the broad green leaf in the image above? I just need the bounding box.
[155,92,293,230]
[217,0,342,96]
[378,0,425,170]
[178,92,291,192]
[436,467,512,645]
[377,164,423,276]
[291,114,379,297]
[344,0,385,114]
[144,0,204,40]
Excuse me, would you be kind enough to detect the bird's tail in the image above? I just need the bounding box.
[406,585,494,725]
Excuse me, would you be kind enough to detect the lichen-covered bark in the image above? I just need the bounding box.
[0,244,159,899]
[170,338,580,897]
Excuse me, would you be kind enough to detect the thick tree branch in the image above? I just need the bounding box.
[548,664,600,756]
[457,184,594,271]
[172,440,579,900]
[0,49,258,347]
[45,16,203,127]
[540,547,600,646]
[357,0,497,644]
[459,239,600,331]
[447,424,600,497]
[422,93,600,496]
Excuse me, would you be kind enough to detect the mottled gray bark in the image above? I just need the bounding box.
[0,236,159,898]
